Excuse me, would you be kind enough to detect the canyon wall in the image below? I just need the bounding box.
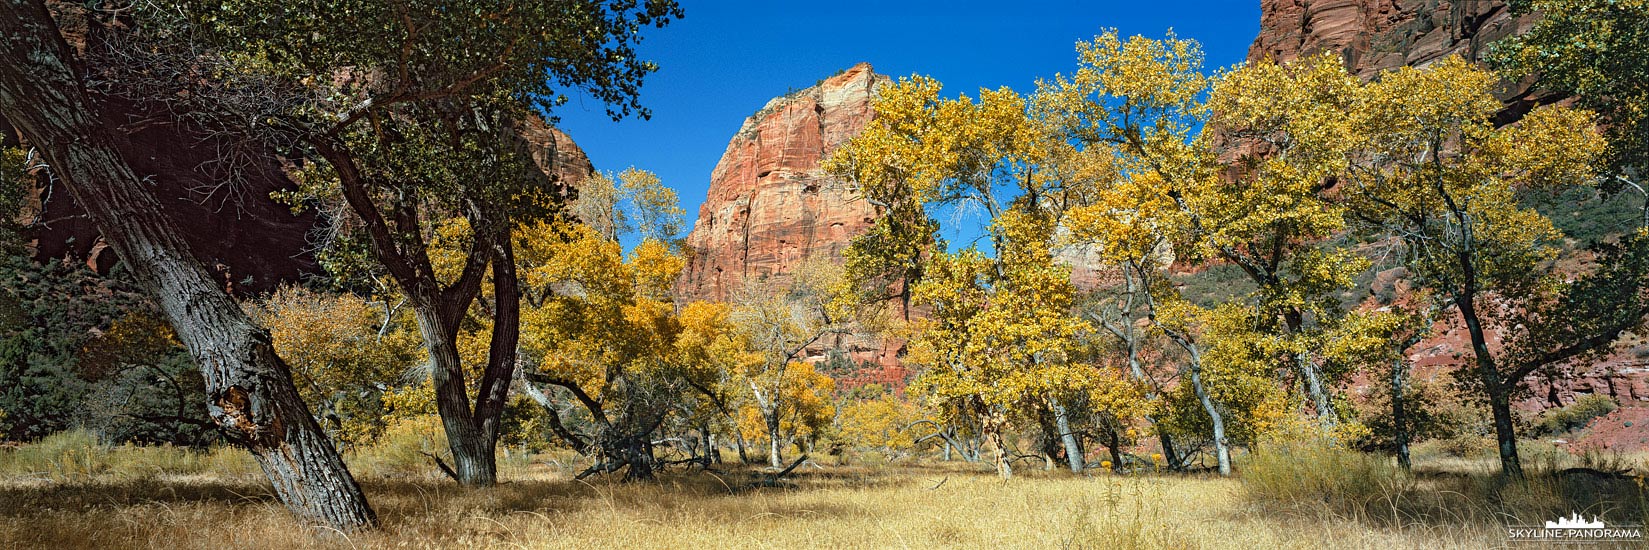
[678,63,887,303]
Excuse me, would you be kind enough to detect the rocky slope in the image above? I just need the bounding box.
[678,63,887,303]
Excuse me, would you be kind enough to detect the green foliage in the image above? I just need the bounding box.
[157,0,682,120]
[0,255,208,445]
[1531,395,1618,437]
[0,147,26,249]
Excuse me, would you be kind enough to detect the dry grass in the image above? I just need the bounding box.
[2,438,1646,548]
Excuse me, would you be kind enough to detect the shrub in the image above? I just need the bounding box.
[1531,395,1618,437]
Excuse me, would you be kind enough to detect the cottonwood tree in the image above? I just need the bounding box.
[122,0,682,486]
[1039,33,1377,430]
[1494,0,1649,188]
[1340,56,1641,478]
[249,286,423,447]
[516,220,690,480]
[830,76,1157,477]
[728,259,846,468]
[0,0,376,529]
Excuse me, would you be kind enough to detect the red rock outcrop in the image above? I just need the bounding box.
[1249,0,1555,123]
[1249,0,1530,72]
[678,63,888,303]
[676,63,912,386]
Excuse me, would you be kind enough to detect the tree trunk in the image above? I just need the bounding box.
[984,413,1013,480]
[1299,350,1338,426]
[1157,431,1182,471]
[1105,426,1124,473]
[412,305,497,486]
[1487,384,1523,478]
[1283,311,1337,427]
[766,416,783,469]
[0,0,376,530]
[1050,398,1084,474]
[734,429,752,465]
[1456,293,1524,478]
[1391,356,1412,471]
[1189,364,1232,476]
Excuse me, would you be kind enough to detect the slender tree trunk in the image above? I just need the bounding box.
[1188,363,1232,476]
[733,427,752,465]
[0,0,376,529]
[1391,356,1412,471]
[1157,431,1181,471]
[1105,425,1124,473]
[1123,344,1182,471]
[1456,293,1523,478]
[984,412,1013,480]
[1299,351,1337,426]
[1283,312,1337,426]
[1050,398,1084,474]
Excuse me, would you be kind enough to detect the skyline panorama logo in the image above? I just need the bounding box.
[1508,513,1644,544]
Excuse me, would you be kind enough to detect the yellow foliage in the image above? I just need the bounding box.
[248,286,422,446]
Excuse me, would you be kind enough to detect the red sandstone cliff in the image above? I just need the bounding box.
[678,63,888,303]
[1248,0,1553,122]
[1249,0,1529,71]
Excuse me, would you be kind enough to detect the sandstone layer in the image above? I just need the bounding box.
[678,63,887,303]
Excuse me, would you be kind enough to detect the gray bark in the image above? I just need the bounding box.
[0,0,375,529]
[1188,362,1232,476]
[1049,398,1084,474]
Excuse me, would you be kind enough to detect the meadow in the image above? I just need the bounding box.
[2,432,1644,549]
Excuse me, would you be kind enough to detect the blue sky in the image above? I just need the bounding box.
[553,1,1261,239]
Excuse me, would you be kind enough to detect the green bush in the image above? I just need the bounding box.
[1532,395,1617,437]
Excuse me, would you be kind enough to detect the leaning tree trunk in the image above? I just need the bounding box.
[1049,398,1084,474]
[1457,292,1524,478]
[1188,363,1232,476]
[0,0,376,530]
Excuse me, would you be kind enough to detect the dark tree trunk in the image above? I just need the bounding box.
[1456,292,1523,478]
[1105,425,1124,473]
[1390,356,1412,471]
[1157,431,1182,471]
[0,0,376,529]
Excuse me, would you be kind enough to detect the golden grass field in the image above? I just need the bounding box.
[1,436,1645,549]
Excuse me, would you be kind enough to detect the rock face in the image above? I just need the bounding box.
[678,63,888,303]
[519,118,595,191]
[1249,0,1551,122]
[1249,0,1529,72]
